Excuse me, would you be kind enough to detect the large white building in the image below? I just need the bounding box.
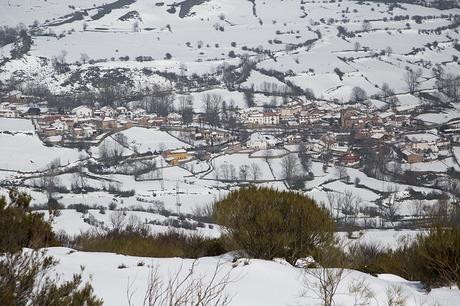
[246,112,280,126]
[246,132,281,150]
[72,105,93,118]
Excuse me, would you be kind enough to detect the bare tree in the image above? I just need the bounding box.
[298,143,312,173]
[71,166,87,192]
[412,199,425,220]
[380,82,398,106]
[326,193,337,218]
[250,162,261,181]
[133,21,140,32]
[336,166,349,182]
[350,86,367,103]
[80,53,90,64]
[52,50,68,74]
[263,149,272,161]
[432,63,445,80]
[339,190,361,224]
[99,134,127,165]
[383,186,400,223]
[439,73,460,101]
[404,68,423,94]
[303,248,347,306]
[348,278,376,306]
[143,86,175,116]
[361,20,371,31]
[39,158,62,200]
[385,285,407,306]
[220,164,230,180]
[304,268,345,306]
[99,141,111,164]
[203,93,222,127]
[353,42,361,52]
[388,162,402,182]
[178,95,194,126]
[385,46,393,56]
[238,164,250,181]
[229,164,236,180]
[110,210,126,234]
[281,154,301,186]
[128,260,233,306]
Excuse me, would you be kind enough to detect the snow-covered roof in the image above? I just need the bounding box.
[171,149,187,154]
[248,132,281,145]
[405,133,439,143]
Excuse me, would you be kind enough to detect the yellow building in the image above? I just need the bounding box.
[163,149,189,165]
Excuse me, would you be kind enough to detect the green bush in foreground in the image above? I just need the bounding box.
[0,250,102,306]
[0,189,57,253]
[0,189,102,305]
[214,186,335,264]
[348,225,460,289]
[75,230,226,258]
[416,225,460,288]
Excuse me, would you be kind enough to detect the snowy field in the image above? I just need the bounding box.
[0,118,34,132]
[0,133,86,172]
[39,209,221,238]
[90,127,190,157]
[120,127,190,153]
[38,247,460,306]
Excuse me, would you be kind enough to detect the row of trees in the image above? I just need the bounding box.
[215,162,262,181]
[433,64,460,101]
[348,68,420,107]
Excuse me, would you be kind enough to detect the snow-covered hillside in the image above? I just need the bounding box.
[44,247,460,306]
[1,0,459,100]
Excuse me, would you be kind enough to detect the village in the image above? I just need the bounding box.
[1,0,460,304]
[0,87,456,172]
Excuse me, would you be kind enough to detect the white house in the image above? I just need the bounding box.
[72,105,93,118]
[280,103,302,119]
[405,133,440,152]
[116,107,128,116]
[0,102,17,117]
[262,112,280,125]
[167,112,182,124]
[129,108,147,119]
[299,109,324,125]
[246,112,264,125]
[246,112,280,126]
[50,119,68,133]
[246,132,281,150]
[100,106,116,118]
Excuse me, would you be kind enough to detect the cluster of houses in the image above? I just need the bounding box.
[0,90,48,118]
[241,131,360,167]
[36,105,189,143]
[398,133,450,163]
[3,87,457,169]
[340,107,411,130]
[37,105,129,142]
[237,102,334,127]
[339,107,452,164]
[237,100,415,130]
